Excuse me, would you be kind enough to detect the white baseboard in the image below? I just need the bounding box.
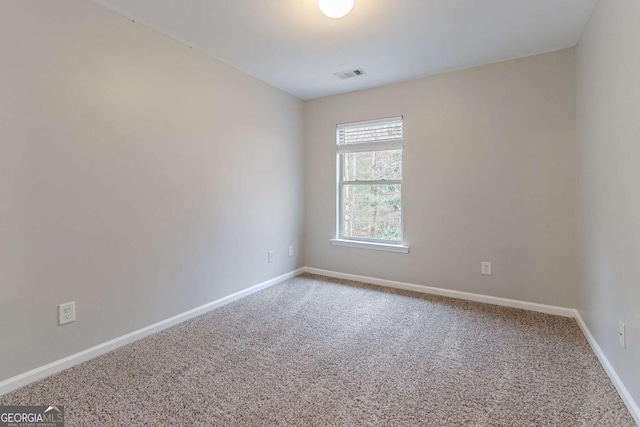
[303,267,575,317]
[3,266,637,426]
[0,268,305,397]
[575,311,640,426]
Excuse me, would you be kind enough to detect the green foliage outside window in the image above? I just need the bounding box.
[342,150,402,241]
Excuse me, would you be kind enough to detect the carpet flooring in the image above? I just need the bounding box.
[0,274,635,426]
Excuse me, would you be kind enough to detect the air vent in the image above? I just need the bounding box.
[334,68,367,80]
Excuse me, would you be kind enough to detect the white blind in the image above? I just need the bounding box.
[337,116,403,153]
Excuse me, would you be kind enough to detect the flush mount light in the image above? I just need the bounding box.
[319,0,354,19]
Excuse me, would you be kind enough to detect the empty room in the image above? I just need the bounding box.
[0,0,638,425]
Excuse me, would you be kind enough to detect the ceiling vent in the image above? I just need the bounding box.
[334,68,367,80]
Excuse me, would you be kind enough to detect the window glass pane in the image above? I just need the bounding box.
[343,150,402,181]
[342,184,401,241]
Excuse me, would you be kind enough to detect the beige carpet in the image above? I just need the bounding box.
[0,274,635,426]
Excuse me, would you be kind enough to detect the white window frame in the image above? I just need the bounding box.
[331,116,409,253]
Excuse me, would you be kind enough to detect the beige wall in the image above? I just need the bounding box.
[305,49,577,307]
[577,0,640,408]
[0,0,304,382]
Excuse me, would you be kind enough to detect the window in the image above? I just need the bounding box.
[332,116,408,253]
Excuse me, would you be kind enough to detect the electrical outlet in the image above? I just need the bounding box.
[481,262,492,275]
[268,251,274,263]
[619,321,626,349]
[289,246,294,257]
[58,302,76,326]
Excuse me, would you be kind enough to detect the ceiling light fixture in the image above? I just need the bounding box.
[319,0,354,19]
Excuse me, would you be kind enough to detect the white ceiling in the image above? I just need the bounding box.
[91,0,598,100]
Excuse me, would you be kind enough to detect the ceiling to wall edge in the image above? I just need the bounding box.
[89,0,588,101]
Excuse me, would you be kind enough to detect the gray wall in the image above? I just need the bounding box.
[0,0,304,382]
[576,0,640,408]
[304,49,577,308]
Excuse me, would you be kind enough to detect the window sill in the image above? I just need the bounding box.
[330,239,410,253]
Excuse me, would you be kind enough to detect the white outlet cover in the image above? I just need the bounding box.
[58,302,76,326]
[268,251,274,263]
[482,262,492,275]
[289,246,294,257]
[619,321,626,349]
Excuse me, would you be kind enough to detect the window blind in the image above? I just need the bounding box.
[337,116,403,154]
